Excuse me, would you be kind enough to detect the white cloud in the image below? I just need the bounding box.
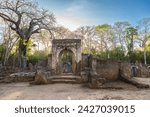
[55,0,94,31]
[66,5,83,13]
[56,14,92,31]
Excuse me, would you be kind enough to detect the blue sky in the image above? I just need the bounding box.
[35,0,150,30]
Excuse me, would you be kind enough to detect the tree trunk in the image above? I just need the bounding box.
[3,46,9,66]
[18,39,28,70]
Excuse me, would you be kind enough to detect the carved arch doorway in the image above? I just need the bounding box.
[59,49,75,74]
[51,39,81,75]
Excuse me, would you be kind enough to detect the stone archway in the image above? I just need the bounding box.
[59,48,75,74]
[51,39,81,75]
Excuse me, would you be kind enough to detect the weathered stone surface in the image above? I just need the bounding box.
[30,70,48,85]
[81,54,90,69]
[137,64,150,77]
[120,75,150,88]
[120,62,132,79]
[120,63,150,88]
[89,77,106,89]
[10,72,35,78]
[96,60,119,80]
[28,63,34,71]
[9,72,35,82]
[80,68,90,83]
[88,70,106,89]
[119,62,150,79]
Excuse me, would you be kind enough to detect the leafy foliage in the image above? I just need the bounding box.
[0,44,6,61]
[27,50,48,65]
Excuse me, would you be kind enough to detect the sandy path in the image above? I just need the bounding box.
[0,80,150,100]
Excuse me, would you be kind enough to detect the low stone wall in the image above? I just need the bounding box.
[96,60,119,81]
[11,76,34,82]
[136,64,150,78]
[9,72,35,82]
[94,59,150,81]
[120,62,150,78]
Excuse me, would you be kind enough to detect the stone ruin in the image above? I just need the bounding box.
[2,39,150,88]
[50,39,81,75]
[46,39,150,88]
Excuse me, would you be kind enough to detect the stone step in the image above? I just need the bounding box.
[47,75,81,83]
[48,75,81,79]
[50,79,77,84]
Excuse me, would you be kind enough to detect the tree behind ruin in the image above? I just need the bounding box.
[0,0,56,68]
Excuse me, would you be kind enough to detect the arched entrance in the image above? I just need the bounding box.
[59,49,75,74]
[51,39,81,75]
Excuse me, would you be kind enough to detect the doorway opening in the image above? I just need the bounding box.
[59,49,75,74]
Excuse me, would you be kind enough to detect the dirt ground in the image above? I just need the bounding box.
[0,78,150,100]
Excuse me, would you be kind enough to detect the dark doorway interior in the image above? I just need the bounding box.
[59,49,73,74]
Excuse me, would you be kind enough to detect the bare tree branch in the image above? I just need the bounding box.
[0,0,56,57]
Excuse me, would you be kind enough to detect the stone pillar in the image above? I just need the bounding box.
[76,40,81,75]
[51,43,57,74]
[91,58,97,74]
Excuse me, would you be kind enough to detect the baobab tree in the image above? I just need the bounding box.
[125,27,138,63]
[0,0,56,68]
[138,18,150,65]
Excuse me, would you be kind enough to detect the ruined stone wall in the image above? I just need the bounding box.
[135,63,150,78]
[120,62,132,79]
[120,62,150,78]
[81,55,120,81]
[81,54,90,70]
[96,60,119,80]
